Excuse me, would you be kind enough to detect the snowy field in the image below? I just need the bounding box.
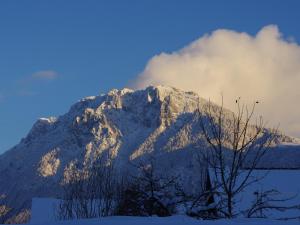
[28,196,300,225]
[27,169,300,225]
[28,216,300,225]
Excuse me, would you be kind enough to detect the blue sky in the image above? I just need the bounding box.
[0,0,300,153]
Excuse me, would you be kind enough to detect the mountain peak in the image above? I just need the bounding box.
[1,85,300,221]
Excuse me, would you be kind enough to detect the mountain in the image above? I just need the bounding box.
[0,85,300,223]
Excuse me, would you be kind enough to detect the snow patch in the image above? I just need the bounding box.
[39,117,57,123]
[38,149,60,177]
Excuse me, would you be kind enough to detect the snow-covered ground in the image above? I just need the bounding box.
[29,170,300,225]
[28,215,300,225]
[220,170,300,219]
[29,200,300,225]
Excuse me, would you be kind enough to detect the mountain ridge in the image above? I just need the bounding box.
[0,85,300,222]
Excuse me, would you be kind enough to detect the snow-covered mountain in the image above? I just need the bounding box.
[0,85,300,222]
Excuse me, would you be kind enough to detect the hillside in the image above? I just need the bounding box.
[0,86,299,223]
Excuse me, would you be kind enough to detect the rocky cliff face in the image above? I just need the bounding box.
[0,86,299,222]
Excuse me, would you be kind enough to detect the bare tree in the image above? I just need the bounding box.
[174,172,217,219]
[117,157,178,217]
[246,189,300,219]
[197,97,278,218]
[57,154,119,220]
[173,156,220,219]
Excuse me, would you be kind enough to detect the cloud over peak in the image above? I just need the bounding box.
[134,25,300,137]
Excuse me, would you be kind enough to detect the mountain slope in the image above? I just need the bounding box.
[0,86,299,222]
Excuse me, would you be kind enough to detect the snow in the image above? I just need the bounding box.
[209,170,300,219]
[235,170,300,219]
[29,213,300,225]
[39,117,57,123]
[30,171,300,223]
[28,216,299,225]
[1,85,300,223]
[278,142,300,147]
[31,198,60,224]
[29,197,300,224]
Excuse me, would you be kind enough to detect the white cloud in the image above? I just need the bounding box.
[31,70,58,80]
[134,25,300,137]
